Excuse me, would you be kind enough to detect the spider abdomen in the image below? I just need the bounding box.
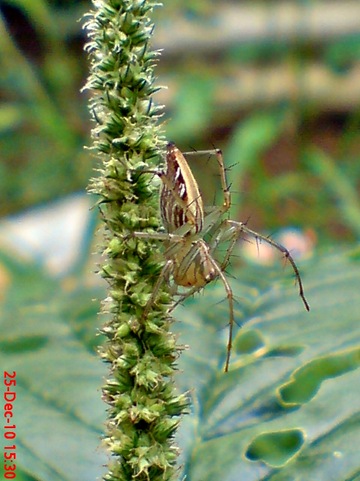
[160,142,204,235]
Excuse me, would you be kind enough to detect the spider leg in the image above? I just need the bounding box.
[169,239,235,373]
[174,152,232,239]
[183,148,231,218]
[209,219,243,271]
[123,231,185,243]
[207,256,235,373]
[227,220,310,311]
[170,220,239,307]
[142,259,174,319]
[170,283,203,310]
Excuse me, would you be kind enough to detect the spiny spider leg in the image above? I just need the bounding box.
[225,221,310,311]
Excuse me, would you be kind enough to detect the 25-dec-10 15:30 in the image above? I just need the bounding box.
[3,371,17,479]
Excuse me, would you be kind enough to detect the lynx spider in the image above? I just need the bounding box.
[134,142,310,372]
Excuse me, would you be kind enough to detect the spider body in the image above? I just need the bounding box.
[159,142,217,288]
[135,142,310,372]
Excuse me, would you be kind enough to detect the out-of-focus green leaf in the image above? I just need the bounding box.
[0,253,107,481]
[225,110,286,217]
[174,248,360,481]
[304,147,360,237]
[166,74,216,142]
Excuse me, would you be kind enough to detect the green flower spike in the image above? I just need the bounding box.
[83,1,188,480]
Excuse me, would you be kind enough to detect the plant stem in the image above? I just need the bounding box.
[84,1,188,480]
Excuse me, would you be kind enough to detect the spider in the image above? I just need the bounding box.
[133,142,310,372]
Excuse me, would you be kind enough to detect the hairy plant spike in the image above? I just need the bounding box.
[84,2,188,481]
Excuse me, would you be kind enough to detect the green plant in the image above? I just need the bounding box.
[83,1,188,480]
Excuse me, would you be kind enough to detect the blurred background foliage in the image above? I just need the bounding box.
[1,0,360,245]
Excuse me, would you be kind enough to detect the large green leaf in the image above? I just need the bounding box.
[0,245,359,481]
[174,248,360,481]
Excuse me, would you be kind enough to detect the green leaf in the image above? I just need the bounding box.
[225,110,286,217]
[166,74,216,142]
[174,248,360,481]
[0,254,107,481]
[304,147,360,237]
